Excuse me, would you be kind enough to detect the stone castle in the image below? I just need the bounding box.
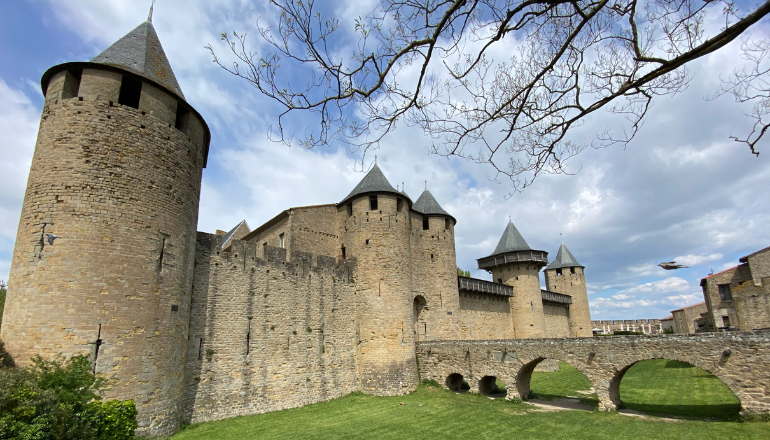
[0,18,591,437]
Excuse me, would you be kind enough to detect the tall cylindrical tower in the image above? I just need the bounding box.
[0,19,210,437]
[338,165,417,395]
[411,189,459,340]
[477,221,549,338]
[544,243,592,337]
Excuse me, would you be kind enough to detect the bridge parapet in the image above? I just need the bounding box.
[416,331,770,415]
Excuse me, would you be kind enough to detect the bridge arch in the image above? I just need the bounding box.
[607,353,741,411]
[515,357,599,402]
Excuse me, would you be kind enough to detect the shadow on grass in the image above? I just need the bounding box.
[530,393,599,408]
[620,402,741,420]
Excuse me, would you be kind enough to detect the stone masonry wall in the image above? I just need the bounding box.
[702,267,742,330]
[542,303,570,338]
[0,67,207,438]
[457,292,513,339]
[248,215,291,259]
[493,263,546,338]
[183,234,358,424]
[544,267,592,337]
[416,331,770,414]
[291,205,339,261]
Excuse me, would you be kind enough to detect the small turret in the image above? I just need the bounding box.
[544,243,592,337]
[412,189,458,340]
[477,221,548,338]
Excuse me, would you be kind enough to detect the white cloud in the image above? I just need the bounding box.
[673,253,723,267]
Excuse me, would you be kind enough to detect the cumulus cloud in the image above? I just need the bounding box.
[0,78,39,281]
[673,253,723,267]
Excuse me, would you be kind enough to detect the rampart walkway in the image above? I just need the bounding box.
[416,331,770,414]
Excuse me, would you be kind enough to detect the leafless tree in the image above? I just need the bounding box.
[208,0,770,191]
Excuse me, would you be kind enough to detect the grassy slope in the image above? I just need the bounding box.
[530,362,599,406]
[171,386,769,440]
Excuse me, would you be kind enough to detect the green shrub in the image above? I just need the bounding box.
[0,339,14,369]
[420,379,440,388]
[0,348,137,439]
[508,396,523,404]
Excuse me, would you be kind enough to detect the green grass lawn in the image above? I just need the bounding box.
[619,359,741,418]
[529,360,741,419]
[530,362,600,406]
[170,385,769,440]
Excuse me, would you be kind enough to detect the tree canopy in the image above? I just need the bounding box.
[210,0,770,191]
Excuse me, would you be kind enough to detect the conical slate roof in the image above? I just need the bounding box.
[490,221,532,255]
[91,20,185,99]
[546,243,584,270]
[340,164,400,204]
[413,189,450,217]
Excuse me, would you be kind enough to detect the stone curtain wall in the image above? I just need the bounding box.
[183,234,358,424]
[542,303,570,338]
[457,292,513,339]
[416,332,770,414]
[1,67,207,437]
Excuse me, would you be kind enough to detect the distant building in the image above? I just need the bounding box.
[590,319,662,335]
[670,302,708,334]
[700,246,770,331]
[660,315,675,333]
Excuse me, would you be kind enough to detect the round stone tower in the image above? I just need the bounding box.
[412,188,458,340]
[0,18,209,437]
[337,165,417,395]
[543,243,593,337]
[477,221,549,338]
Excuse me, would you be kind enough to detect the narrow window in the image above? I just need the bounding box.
[556,268,563,276]
[346,203,352,217]
[118,76,142,109]
[498,278,503,284]
[198,338,204,360]
[423,217,429,230]
[445,218,450,230]
[718,284,732,300]
[722,316,730,328]
[341,246,346,259]
[175,103,191,134]
[279,233,285,248]
[369,195,378,211]
[570,267,576,274]
[397,198,403,212]
[62,70,82,99]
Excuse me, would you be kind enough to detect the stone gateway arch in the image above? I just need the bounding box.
[416,331,770,414]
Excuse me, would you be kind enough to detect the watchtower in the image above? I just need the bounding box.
[478,221,549,338]
[337,165,417,395]
[543,243,592,337]
[412,189,458,340]
[0,16,210,437]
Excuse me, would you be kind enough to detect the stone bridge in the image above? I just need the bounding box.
[415,331,770,414]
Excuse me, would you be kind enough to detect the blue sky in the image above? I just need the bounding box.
[0,1,768,320]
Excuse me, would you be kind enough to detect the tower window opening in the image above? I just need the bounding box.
[279,233,285,248]
[556,268,563,276]
[346,203,352,217]
[445,218,450,230]
[423,217,429,230]
[369,195,378,210]
[718,284,732,301]
[175,103,191,134]
[341,246,346,259]
[570,267,575,274]
[397,198,403,212]
[62,69,82,99]
[498,278,502,284]
[118,76,142,109]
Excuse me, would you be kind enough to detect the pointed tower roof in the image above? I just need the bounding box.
[413,190,450,216]
[340,164,403,205]
[477,220,548,271]
[91,20,185,99]
[546,243,584,270]
[491,221,532,255]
